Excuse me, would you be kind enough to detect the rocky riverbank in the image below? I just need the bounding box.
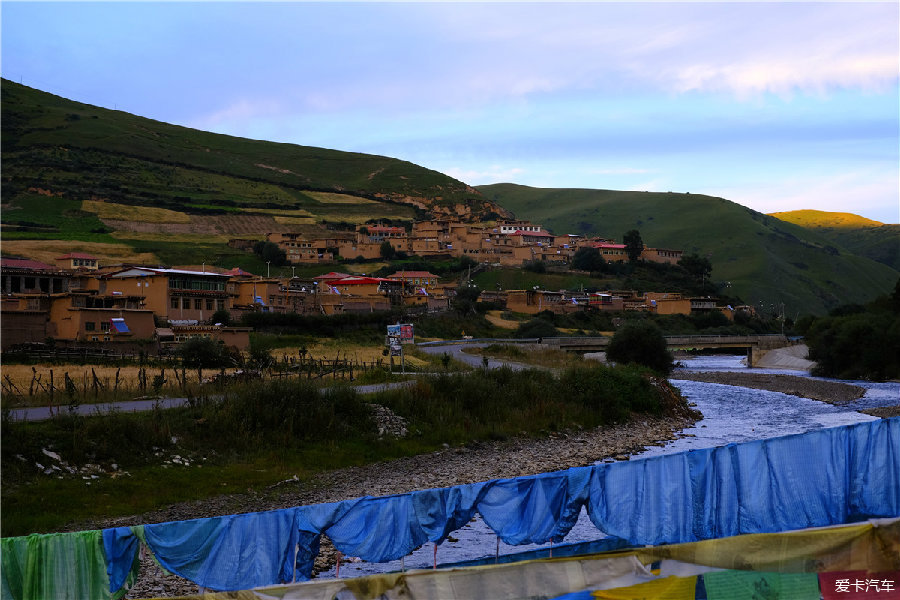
[671,371,866,404]
[97,410,699,597]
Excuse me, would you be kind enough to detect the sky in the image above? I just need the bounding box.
[2,1,898,224]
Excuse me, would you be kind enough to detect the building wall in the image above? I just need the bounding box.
[0,309,48,350]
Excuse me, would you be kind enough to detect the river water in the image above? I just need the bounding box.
[317,356,898,579]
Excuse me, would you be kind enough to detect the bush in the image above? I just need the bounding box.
[514,317,559,339]
[571,247,605,272]
[177,337,234,369]
[606,321,674,375]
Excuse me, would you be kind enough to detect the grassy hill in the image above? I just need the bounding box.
[769,210,900,273]
[1,80,505,269]
[477,184,899,316]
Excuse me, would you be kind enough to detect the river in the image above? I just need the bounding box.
[317,355,897,578]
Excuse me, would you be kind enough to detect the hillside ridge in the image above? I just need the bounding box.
[477,183,898,316]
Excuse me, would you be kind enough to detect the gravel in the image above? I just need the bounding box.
[81,410,700,597]
[671,371,867,404]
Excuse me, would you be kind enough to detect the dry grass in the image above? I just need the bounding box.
[82,200,192,224]
[305,192,378,205]
[268,340,429,368]
[244,207,314,216]
[484,310,520,329]
[0,240,157,265]
[0,363,225,407]
[273,215,317,225]
[111,232,233,244]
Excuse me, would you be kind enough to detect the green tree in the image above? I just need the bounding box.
[177,337,233,369]
[209,308,231,326]
[572,247,605,272]
[606,321,674,374]
[252,241,288,266]
[678,253,713,284]
[623,230,644,263]
[379,240,396,260]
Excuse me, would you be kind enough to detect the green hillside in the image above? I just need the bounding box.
[0,80,504,264]
[769,210,900,273]
[477,184,899,316]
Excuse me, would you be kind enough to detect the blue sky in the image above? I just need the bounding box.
[3,2,898,223]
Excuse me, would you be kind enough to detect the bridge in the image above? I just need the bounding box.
[541,334,795,367]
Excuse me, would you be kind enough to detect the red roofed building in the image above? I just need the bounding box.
[1,257,71,294]
[387,271,439,287]
[55,252,99,270]
[314,272,352,281]
[591,243,629,262]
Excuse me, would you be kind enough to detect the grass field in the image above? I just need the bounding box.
[0,239,158,264]
[478,183,899,316]
[82,200,192,223]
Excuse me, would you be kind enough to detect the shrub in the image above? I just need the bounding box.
[514,317,559,339]
[177,337,234,369]
[606,321,674,375]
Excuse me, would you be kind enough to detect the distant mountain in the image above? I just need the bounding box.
[478,183,899,316]
[769,210,900,273]
[0,79,507,228]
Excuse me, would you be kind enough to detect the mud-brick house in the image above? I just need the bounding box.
[587,293,626,312]
[54,252,100,271]
[506,289,569,314]
[644,292,692,315]
[0,296,50,350]
[47,292,156,346]
[157,324,251,352]
[99,267,230,324]
[0,257,72,295]
[498,220,542,234]
[267,232,339,264]
[640,247,683,265]
[591,243,630,262]
[320,276,392,313]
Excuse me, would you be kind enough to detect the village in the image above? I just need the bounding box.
[0,217,744,356]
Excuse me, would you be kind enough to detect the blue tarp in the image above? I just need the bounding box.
[26,417,900,594]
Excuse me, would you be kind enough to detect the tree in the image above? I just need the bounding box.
[209,309,231,326]
[379,240,396,260]
[678,253,713,284]
[606,321,673,374]
[623,230,643,263]
[252,241,287,266]
[572,247,605,272]
[177,337,233,369]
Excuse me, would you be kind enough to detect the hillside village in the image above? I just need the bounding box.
[0,215,746,356]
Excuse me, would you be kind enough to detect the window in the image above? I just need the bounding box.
[85,322,96,331]
[171,297,179,309]
[216,300,225,310]
[100,322,110,332]
[194,299,203,310]
[205,299,213,310]
[182,298,190,309]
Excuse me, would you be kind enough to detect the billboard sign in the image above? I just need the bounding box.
[386,323,414,344]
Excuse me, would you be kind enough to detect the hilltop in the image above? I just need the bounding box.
[0,79,508,267]
[2,79,896,317]
[769,210,900,273]
[477,184,898,316]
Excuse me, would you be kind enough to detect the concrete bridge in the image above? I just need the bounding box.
[541,334,795,367]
